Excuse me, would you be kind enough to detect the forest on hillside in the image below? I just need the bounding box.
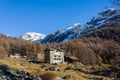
[0,25,120,65]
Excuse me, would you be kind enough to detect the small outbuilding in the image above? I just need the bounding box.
[9,53,27,58]
[65,56,79,63]
[9,53,21,58]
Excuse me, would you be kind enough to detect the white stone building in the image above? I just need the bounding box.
[44,48,64,64]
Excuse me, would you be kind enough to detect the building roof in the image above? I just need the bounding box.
[45,48,64,52]
[67,56,79,61]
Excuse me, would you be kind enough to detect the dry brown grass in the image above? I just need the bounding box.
[40,71,57,80]
[0,58,112,80]
[37,53,44,62]
[0,58,45,75]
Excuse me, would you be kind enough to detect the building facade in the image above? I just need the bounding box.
[9,53,21,58]
[44,48,64,64]
[9,53,27,58]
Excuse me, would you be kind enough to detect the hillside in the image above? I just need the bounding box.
[0,34,46,58]
[0,58,114,80]
[82,27,120,42]
[1,33,120,65]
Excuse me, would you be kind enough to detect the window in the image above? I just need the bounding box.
[54,55,57,57]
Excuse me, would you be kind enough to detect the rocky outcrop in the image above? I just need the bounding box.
[0,63,42,80]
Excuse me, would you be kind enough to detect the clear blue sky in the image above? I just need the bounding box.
[0,0,112,37]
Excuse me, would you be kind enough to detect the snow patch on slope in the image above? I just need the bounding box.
[67,23,81,30]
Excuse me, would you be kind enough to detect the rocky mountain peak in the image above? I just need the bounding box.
[21,32,46,41]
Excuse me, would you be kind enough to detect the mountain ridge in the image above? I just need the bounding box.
[41,8,120,43]
[21,8,120,43]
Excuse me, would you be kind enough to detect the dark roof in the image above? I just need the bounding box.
[67,56,79,61]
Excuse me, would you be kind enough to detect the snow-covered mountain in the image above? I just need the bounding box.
[41,23,85,43]
[86,8,120,29]
[21,32,46,41]
[41,8,120,43]
[21,8,120,43]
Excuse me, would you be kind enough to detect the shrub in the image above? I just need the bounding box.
[40,72,57,80]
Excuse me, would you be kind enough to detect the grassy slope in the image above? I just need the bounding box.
[0,58,112,80]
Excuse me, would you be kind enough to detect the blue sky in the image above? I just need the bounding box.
[0,0,112,37]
